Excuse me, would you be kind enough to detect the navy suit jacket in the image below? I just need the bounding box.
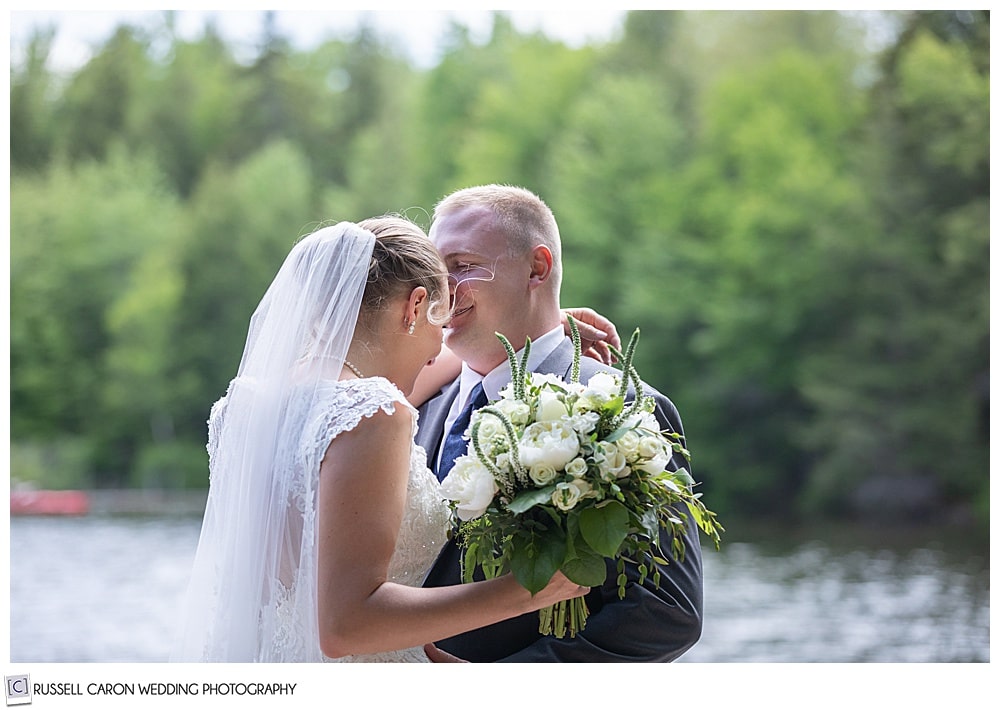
[416,337,704,662]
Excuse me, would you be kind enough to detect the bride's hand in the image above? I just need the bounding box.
[561,307,621,365]
[522,570,590,613]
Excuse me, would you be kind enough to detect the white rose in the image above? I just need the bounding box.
[635,432,672,475]
[519,420,580,471]
[528,463,559,486]
[472,413,505,450]
[565,457,588,478]
[585,371,620,398]
[636,451,672,476]
[616,430,642,459]
[569,411,600,436]
[440,455,499,520]
[552,480,583,511]
[570,477,596,500]
[593,442,628,481]
[637,435,666,460]
[495,398,530,427]
[536,388,568,422]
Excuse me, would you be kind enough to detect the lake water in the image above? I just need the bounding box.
[7,514,989,663]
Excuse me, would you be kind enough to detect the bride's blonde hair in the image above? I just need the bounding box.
[356,215,450,328]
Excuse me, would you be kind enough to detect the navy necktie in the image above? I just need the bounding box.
[436,382,488,482]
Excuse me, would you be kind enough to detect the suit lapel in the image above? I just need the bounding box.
[535,337,575,379]
[415,380,461,468]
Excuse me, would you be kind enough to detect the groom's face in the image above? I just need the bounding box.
[431,205,533,375]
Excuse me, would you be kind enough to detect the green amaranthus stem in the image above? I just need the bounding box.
[566,314,582,384]
[496,331,530,401]
[470,405,528,495]
[607,328,650,429]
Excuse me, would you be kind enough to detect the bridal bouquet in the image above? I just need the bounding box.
[440,317,723,638]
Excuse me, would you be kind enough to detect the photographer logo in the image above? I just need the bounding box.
[4,676,31,706]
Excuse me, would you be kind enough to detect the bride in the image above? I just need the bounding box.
[171,216,613,662]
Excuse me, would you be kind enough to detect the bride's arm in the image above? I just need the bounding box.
[315,405,586,659]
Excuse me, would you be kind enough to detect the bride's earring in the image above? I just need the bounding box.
[407,320,416,336]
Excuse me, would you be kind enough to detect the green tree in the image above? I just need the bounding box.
[413,13,597,200]
[669,48,870,516]
[52,25,154,163]
[546,72,685,359]
[409,21,501,205]
[316,34,425,220]
[10,25,57,171]
[7,9,987,525]
[451,17,597,189]
[10,147,180,485]
[163,141,318,459]
[798,13,989,522]
[127,26,246,196]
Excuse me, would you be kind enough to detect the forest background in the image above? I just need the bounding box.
[9,10,989,532]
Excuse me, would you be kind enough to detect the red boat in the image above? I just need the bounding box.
[10,489,90,516]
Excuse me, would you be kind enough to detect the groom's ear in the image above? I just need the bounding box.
[528,245,553,288]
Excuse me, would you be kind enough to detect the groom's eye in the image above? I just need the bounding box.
[448,263,473,281]
[449,262,496,284]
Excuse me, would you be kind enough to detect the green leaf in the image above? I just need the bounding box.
[462,542,479,584]
[507,485,556,514]
[510,528,567,595]
[671,467,695,486]
[579,500,629,557]
[604,396,625,418]
[639,507,660,540]
[563,551,607,587]
[659,478,682,494]
[603,425,632,443]
[562,535,608,587]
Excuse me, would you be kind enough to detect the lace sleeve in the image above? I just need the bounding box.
[302,377,413,468]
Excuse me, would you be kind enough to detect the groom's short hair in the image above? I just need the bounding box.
[433,184,563,291]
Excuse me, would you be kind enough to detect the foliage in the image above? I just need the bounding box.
[8,10,988,527]
[440,321,722,637]
[797,19,989,522]
[164,140,318,445]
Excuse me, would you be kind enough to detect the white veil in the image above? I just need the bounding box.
[172,222,375,661]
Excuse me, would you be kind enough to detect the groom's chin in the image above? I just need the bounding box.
[442,327,466,352]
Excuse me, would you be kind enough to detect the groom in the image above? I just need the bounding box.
[417,184,704,662]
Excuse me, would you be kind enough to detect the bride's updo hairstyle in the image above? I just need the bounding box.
[356,215,451,332]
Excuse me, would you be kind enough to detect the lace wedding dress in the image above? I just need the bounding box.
[173,223,453,664]
[205,376,451,663]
